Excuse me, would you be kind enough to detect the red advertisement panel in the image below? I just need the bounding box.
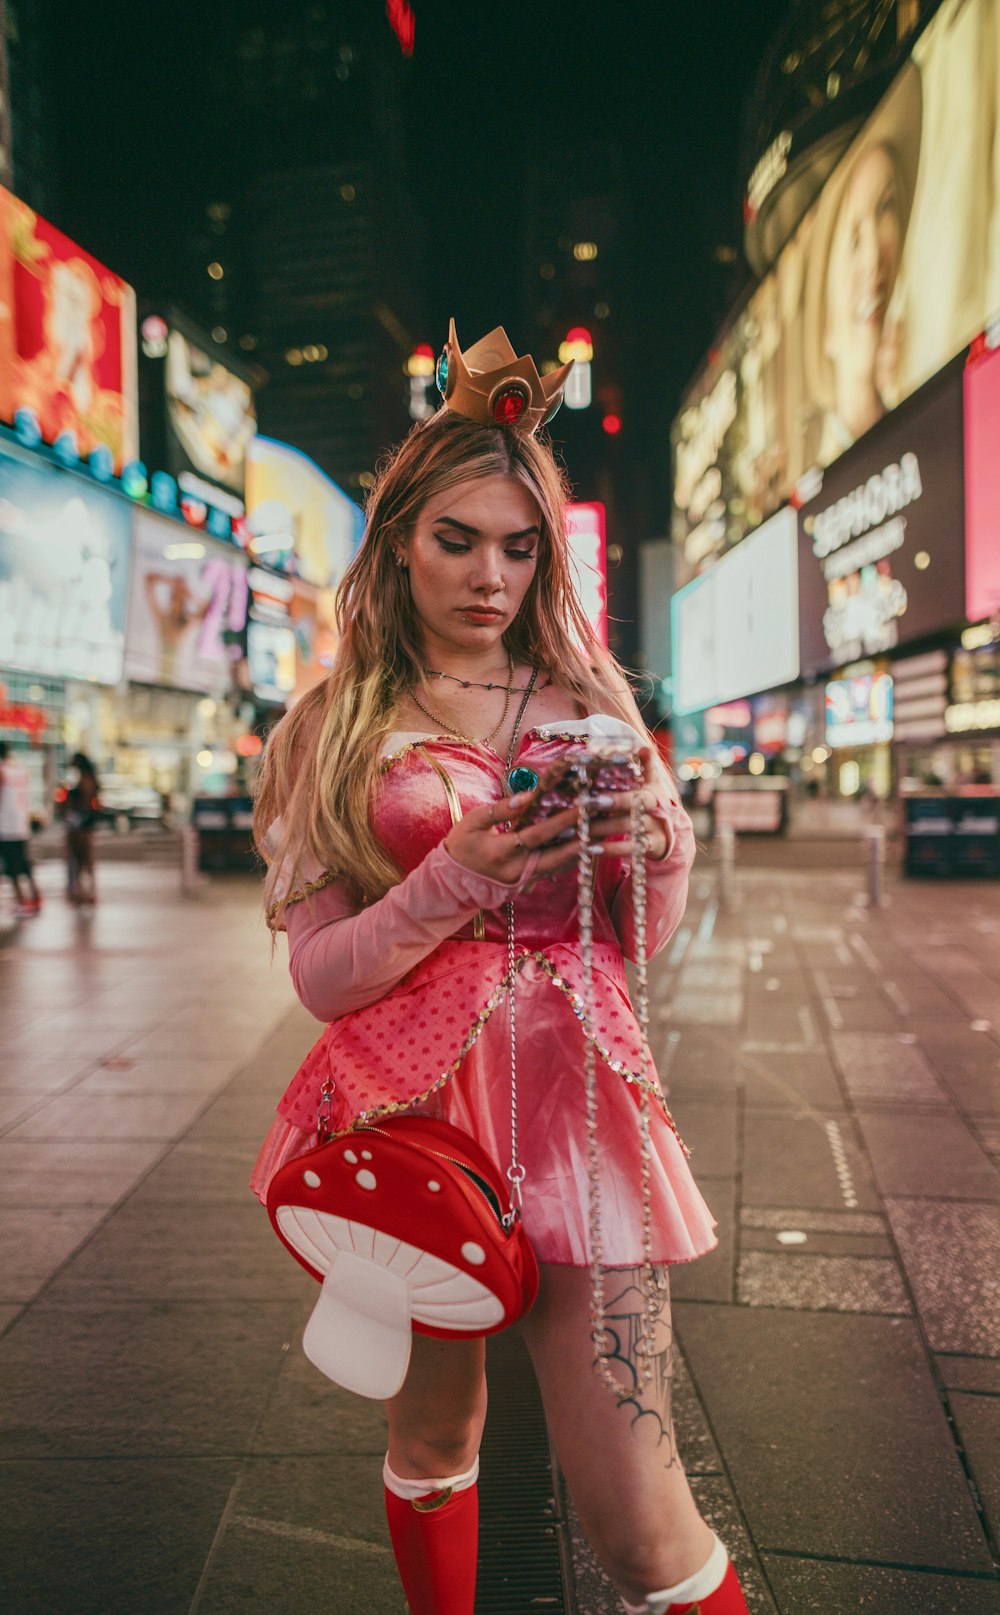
[964,341,1000,623]
[0,186,138,471]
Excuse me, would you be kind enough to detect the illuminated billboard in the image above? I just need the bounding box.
[798,362,965,677]
[964,339,1000,625]
[825,672,894,748]
[0,186,138,473]
[165,315,256,497]
[565,502,608,645]
[0,443,132,683]
[124,509,249,694]
[245,436,362,588]
[672,0,1000,580]
[671,507,799,716]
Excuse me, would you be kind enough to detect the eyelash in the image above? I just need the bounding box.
[435,537,535,561]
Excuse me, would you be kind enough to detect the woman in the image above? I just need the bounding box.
[63,751,101,904]
[252,323,748,1615]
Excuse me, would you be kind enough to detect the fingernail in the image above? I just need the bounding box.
[508,791,530,805]
[587,793,614,811]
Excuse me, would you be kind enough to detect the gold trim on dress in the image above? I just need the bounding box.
[266,868,339,927]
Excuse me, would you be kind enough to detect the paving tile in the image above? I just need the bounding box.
[675,1305,992,1571]
[742,1112,878,1212]
[675,962,744,992]
[0,1057,88,1090]
[184,1090,290,1145]
[760,1555,1000,1614]
[886,1198,1000,1354]
[668,1098,738,1176]
[740,1050,844,1110]
[126,1139,257,1204]
[740,1228,893,1258]
[0,1300,301,1457]
[935,1355,1000,1394]
[0,1456,239,1615]
[41,1196,313,1305]
[664,1030,745,1096]
[195,1456,405,1615]
[687,1476,779,1615]
[74,1056,239,1095]
[740,1207,885,1235]
[253,1319,391,1456]
[857,1110,1000,1200]
[737,1251,909,1314]
[951,1392,1000,1542]
[0,1090,48,1131]
[0,1304,23,1335]
[6,1088,211,1141]
[670,1178,736,1304]
[672,1347,723,1476]
[668,988,744,1027]
[938,1061,1000,1117]
[831,1032,949,1104]
[0,1205,107,1302]
[745,1001,821,1046]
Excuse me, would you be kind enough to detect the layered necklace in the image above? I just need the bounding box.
[407,652,518,750]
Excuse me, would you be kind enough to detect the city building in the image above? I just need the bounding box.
[664,0,1000,854]
[0,0,59,216]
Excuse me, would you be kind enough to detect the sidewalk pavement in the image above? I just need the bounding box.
[0,853,998,1614]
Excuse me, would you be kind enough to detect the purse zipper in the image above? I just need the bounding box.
[357,1126,507,1230]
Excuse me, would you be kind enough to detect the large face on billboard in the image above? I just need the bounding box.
[798,363,965,677]
[125,511,249,694]
[0,446,132,682]
[165,322,256,496]
[0,188,137,472]
[672,0,1000,580]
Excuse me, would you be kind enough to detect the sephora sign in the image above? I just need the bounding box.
[798,365,966,678]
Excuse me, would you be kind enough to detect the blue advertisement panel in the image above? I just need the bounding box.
[0,443,132,683]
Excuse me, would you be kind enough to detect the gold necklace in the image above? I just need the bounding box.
[407,653,514,747]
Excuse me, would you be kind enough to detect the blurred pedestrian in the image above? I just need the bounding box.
[0,741,42,916]
[251,323,748,1615]
[63,751,101,904]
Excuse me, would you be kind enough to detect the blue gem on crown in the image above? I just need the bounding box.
[435,347,449,395]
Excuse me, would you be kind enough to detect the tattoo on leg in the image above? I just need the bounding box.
[597,1267,682,1469]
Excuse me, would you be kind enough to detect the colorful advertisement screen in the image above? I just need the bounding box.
[124,509,249,694]
[671,507,799,715]
[0,186,138,472]
[825,672,894,748]
[672,0,1000,580]
[797,361,965,677]
[964,339,1000,625]
[165,316,256,497]
[0,444,132,682]
[566,502,608,646]
[245,436,361,587]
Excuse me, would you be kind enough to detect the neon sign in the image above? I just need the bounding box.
[386,0,415,56]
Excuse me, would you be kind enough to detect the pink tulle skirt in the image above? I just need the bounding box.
[251,955,717,1269]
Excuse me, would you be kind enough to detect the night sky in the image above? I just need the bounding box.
[47,0,789,518]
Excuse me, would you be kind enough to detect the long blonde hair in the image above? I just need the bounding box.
[255,409,656,922]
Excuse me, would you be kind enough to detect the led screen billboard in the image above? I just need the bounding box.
[245,436,361,587]
[671,507,799,716]
[825,672,894,748]
[124,509,249,694]
[566,502,608,645]
[797,361,965,678]
[0,186,137,472]
[964,339,1000,625]
[165,316,256,497]
[0,444,132,682]
[672,0,1000,581]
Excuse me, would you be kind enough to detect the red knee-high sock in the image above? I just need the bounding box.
[671,1561,749,1614]
[622,1536,750,1614]
[384,1458,479,1615]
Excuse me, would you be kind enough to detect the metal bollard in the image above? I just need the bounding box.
[716,823,736,906]
[180,824,204,896]
[865,824,885,907]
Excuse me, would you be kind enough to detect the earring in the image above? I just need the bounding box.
[394,553,407,570]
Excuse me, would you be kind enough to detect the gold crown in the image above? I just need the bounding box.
[436,318,573,434]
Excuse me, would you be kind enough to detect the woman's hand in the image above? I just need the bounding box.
[584,746,672,860]
[445,791,584,885]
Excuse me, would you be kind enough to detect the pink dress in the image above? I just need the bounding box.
[251,717,717,1269]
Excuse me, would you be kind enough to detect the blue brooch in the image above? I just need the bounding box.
[507,766,539,796]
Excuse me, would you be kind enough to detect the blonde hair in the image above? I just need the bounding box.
[255,409,657,923]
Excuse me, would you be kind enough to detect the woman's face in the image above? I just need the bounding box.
[824,144,903,398]
[398,474,541,658]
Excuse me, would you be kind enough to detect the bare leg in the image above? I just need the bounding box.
[385,1331,487,1478]
[521,1262,714,1606]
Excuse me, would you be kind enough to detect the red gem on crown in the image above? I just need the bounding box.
[491,384,529,425]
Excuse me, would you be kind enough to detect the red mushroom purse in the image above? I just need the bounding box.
[267,1114,538,1400]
